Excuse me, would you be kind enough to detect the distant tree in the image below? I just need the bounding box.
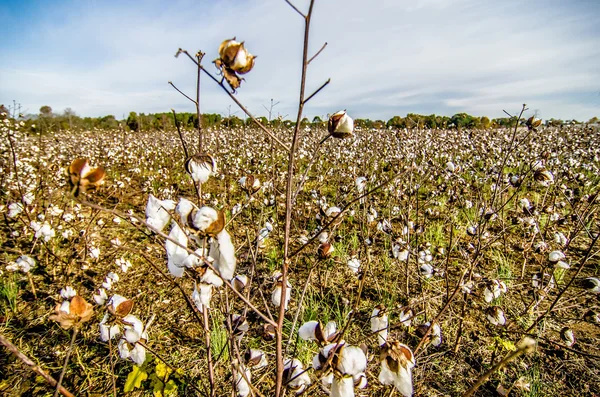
[63,108,77,129]
[40,105,53,118]
[386,116,405,129]
[312,116,322,124]
[587,116,598,124]
[481,116,491,129]
[126,112,139,131]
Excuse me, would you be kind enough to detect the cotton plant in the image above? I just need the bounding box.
[255,220,273,248]
[486,306,507,326]
[185,153,216,184]
[98,295,150,365]
[174,198,236,280]
[30,220,56,242]
[49,288,94,330]
[118,314,154,366]
[347,257,361,274]
[416,322,442,348]
[6,255,35,273]
[299,320,338,345]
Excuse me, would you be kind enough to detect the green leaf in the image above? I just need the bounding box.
[124,365,148,392]
[164,379,178,396]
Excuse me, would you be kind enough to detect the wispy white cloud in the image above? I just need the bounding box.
[0,0,598,120]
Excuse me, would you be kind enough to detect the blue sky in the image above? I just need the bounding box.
[1,0,599,121]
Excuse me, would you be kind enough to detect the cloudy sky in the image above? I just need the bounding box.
[1,0,599,121]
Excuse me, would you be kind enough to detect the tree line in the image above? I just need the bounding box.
[1,104,597,133]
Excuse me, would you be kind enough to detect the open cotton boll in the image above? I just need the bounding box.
[299,320,337,343]
[284,358,311,393]
[166,223,189,277]
[145,194,176,232]
[185,154,216,184]
[193,207,219,232]
[331,376,355,397]
[201,267,224,287]
[380,360,413,397]
[379,341,415,397]
[337,346,367,377]
[181,248,206,269]
[371,307,389,346]
[235,365,252,397]
[191,283,213,311]
[175,198,197,227]
[272,280,292,310]
[210,229,236,280]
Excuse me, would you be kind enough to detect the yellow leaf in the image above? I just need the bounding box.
[124,365,148,392]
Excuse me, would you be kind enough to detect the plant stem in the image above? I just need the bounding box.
[0,333,76,397]
[53,328,78,397]
[276,2,316,395]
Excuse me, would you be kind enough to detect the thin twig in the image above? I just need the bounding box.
[168,81,197,105]
[0,333,76,397]
[307,42,327,65]
[53,328,78,397]
[284,0,306,18]
[302,78,330,104]
[171,109,189,159]
[179,51,290,152]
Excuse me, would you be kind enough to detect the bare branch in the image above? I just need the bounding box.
[168,81,197,105]
[171,109,189,159]
[307,42,327,65]
[284,0,306,18]
[302,78,331,104]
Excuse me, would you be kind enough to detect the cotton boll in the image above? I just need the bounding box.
[337,346,367,377]
[166,223,189,277]
[210,229,236,280]
[235,365,252,397]
[284,358,311,393]
[175,198,197,227]
[331,376,355,397]
[271,280,292,310]
[193,207,219,232]
[379,341,415,397]
[299,321,319,341]
[192,283,213,311]
[145,194,176,232]
[371,306,389,346]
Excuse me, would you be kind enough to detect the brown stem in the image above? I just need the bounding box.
[276,3,316,396]
[171,109,189,159]
[196,52,205,153]
[53,327,78,397]
[0,333,76,397]
[203,307,216,397]
[108,330,117,397]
